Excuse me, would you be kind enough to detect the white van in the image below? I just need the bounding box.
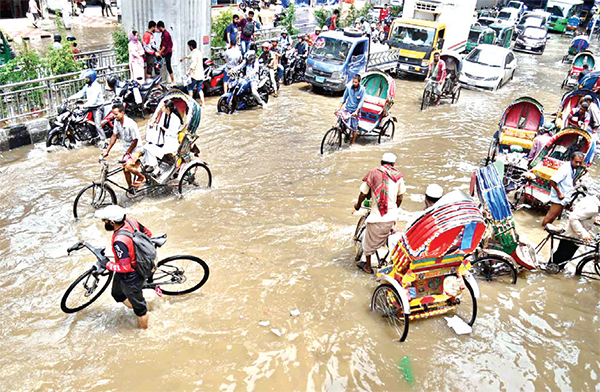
[497,8,521,25]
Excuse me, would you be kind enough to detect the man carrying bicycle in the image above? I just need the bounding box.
[95,205,152,329]
[353,152,405,274]
[426,52,446,106]
[339,74,366,145]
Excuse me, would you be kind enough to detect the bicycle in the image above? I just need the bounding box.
[535,225,600,278]
[60,236,210,314]
[353,204,396,270]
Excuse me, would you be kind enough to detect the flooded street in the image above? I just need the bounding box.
[0,35,599,391]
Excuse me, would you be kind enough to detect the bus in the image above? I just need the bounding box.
[546,0,584,33]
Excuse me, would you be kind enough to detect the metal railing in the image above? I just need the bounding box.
[0,64,129,125]
[75,48,118,70]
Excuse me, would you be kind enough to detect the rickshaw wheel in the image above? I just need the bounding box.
[371,284,409,342]
[486,139,498,165]
[450,276,477,326]
[320,127,342,155]
[378,120,395,144]
[421,90,431,111]
[354,225,366,261]
[178,162,212,195]
[575,255,600,277]
[452,87,461,104]
[73,183,117,219]
[471,255,518,284]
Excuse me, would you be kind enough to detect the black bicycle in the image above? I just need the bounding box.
[536,225,600,278]
[60,235,210,314]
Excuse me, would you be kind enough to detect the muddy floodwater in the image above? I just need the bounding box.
[0,35,598,391]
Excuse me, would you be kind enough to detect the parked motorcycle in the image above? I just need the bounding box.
[108,75,166,118]
[46,100,119,148]
[239,0,261,13]
[217,68,271,114]
[202,58,226,96]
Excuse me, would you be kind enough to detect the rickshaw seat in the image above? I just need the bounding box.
[499,127,536,151]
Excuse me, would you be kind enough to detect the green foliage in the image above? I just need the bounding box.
[281,3,300,35]
[314,8,331,29]
[112,27,129,64]
[341,3,372,28]
[54,10,66,36]
[390,5,402,17]
[0,40,43,85]
[212,7,235,48]
[45,45,83,76]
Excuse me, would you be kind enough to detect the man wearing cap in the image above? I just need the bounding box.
[542,151,586,226]
[424,184,443,209]
[354,153,406,274]
[94,205,153,329]
[528,124,553,161]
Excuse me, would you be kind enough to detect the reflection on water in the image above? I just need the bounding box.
[0,35,598,391]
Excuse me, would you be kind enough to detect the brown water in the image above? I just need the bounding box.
[0,36,599,391]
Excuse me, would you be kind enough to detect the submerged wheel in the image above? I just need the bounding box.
[452,86,461,104]
[486,138,498,164]
[217,96,233,113]
[354,215,367,262]
[378,120,395,144]
[152,255,210,295]
[371,284,410,342]
[73,183,117,219]
[46,130,65,148]
[421,90,430,110]
[320,127,342,155]
[575,255,600,277]
[178,162,212,195]
[471,255,518,284]
[450,276,477,326]
[60,267,114,313]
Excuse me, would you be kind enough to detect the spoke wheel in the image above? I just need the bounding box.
[73,183,117,219]
[61,268,114,313]
[320,127,342,155]
[152,255,210,295]
[449,276,477,326]
[421,90,430,110]
[575,255,600,278]
[354,224,366,262]
[378,120,395,144]
[371,284,410,342]
[178,162,212,195]
[452,87,461,104]
[471,256,518,284]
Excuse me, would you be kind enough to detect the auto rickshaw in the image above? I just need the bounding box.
[371,191,485,342]
[490,22,515,49]
[466,24,497,53]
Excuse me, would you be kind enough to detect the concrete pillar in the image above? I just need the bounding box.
[121,0,212,84]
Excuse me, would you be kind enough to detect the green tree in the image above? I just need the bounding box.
[44,45,83,76]
[0,40,43,85]
[314,7,331,29]
[281,3,300,35]
[212,7,235,48]
[112,27,129,64]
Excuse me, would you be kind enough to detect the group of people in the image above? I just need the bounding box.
[128,21,174,84]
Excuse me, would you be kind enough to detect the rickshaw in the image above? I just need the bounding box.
[555,89,599,129]
[421,53,462,110]
[466,24,496,53]
[561,50,595,90]
[469,164,538,285]
[517,127,592,208]
[73,91,213,219]
[562,35,590,63]
[577,71,600,91]
[320,71,396,154]
[370,191,485,342]
[566,15,581,32]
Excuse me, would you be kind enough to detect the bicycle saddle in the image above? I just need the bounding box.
[544,223,565,235]
[151,234,168,248]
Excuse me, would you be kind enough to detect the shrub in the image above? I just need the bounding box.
[112,27,129,64]
[281,3,300,35]
[212,7,235,48]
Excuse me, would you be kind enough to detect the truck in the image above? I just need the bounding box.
[388,0,476,77]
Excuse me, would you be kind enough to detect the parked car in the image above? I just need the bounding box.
[505,0,527,16]
[516,12,547,35]
[497,8,521,25]
[513,26,548,54]
[477,16,497,27]
[459,44,517,90]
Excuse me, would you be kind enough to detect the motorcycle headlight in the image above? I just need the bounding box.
[331,71,344,80]
[421,59,430,67]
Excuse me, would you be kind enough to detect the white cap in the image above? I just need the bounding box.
[426,184,444,199]
[94,205,127,222]
[382,152,397,164]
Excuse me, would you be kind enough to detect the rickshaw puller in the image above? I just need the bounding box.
[339,74,366,145]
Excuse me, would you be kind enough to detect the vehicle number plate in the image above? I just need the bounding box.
[400,64,410,71]
[526,46,532,50]
[315,76,325,83]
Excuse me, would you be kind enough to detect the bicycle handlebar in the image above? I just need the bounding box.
[67,241,109,262]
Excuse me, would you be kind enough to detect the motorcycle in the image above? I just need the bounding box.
[283,50,306,85]
[46,100,119,148]
[216,68,271,114]
[202,58,226,97]
[239,0,261,12]
[111,75,166,118]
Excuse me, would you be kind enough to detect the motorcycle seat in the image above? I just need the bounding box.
[140,75,161,91]
[212,68,225,77]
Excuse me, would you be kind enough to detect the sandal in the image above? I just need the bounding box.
[356,261,373,274]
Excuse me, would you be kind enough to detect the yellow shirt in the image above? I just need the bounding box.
[188,49,205,81]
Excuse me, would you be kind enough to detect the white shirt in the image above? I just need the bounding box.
[362,21,372,34]
[114,116,141,154]
[188,48,204,81]
[70,81,104,108]
[360,178,407,223]
[225,46,242,70]
[564,195,600,238]
[549,162,575,205]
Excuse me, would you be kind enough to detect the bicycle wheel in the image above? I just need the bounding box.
[450,276,477,326]
[152,255,210,295]
[421,90,430,110]
[378,120,395,144]
[320,127,342,155]
[575,255,600,277]
[61,267,114,313]
[73,183,117,219]
[178,162,212,195]
[471,255,518,284]
[371,284,410,342]
[452,86,461,104]
[355,225,366,262]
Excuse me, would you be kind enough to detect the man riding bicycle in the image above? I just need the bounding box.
[94,205,152,329]
[425,52,446,106]
[353,152,406,274]
[339,74,366,145]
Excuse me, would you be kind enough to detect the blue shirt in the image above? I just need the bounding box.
[225,23,238,45]
[341,83,366,113]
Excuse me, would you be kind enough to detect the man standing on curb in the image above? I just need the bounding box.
[157,21,174,84]
[143,21,158,78]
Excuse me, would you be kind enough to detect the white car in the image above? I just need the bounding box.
[505,0,526,16]
[497,8,521,25]
[459,44,517,90]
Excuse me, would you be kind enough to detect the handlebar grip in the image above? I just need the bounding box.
[67,241,84,254]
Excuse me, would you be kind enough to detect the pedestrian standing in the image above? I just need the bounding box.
[223,38,242,93]
[143,21,158,78]
[238,10,257,55]
[226,14,240,47]
[157,21,174,84]
[128,31,145,82]
[28,0,41,28]
[101,0,115,17]
[180,40,205,107]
